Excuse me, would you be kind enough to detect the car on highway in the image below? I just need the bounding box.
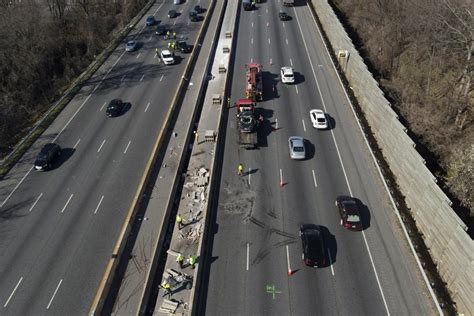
[336,196,362,231]
[168,9,178,18]
[106,99,125,117]
[175,40,192,53]
[34,143,61,171]
[189,10,199,22]
[300,224,326,268]
[279,11,291,21]
[280,66,295,84]
[155,25,167,35]
[125,40,137,52]
[173,0,182,4]
[194,5,203,13]
[288,136,306,160]
[160,49,175,65]
[309,109,328,129]
[145,15,156,26]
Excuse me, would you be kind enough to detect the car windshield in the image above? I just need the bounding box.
[293,146,304,152]
[317,118,326,122]
[162,53,172,58]
[284,74,293,78]
[127,42,134,47]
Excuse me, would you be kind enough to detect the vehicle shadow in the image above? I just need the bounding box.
[53,148,75,170]
[355,198,371,230]
[303,139,315,160]
[262,71,279,101]
[294,72,305,85]
[320,225,337,266]
[326,113,336,130]
[256,108,274,148]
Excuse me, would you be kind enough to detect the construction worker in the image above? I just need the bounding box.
[171,41,175,50]
[176,213,183,229]
[160,282,172,297]
[168,42,172,49]
[173,31,177,39]
[238,163,244,176]
[176,253,184,268]
[188,255,197,269]
[166,30,170,38]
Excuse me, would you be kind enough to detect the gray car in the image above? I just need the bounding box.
[288,136,306,160]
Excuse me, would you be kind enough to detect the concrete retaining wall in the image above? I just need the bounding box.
[309,0,474,313]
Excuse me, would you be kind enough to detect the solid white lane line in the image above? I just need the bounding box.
[97,139,106,153]
[294,8,390,315]
[295,85,299,94]
[248,168,251,185]
[302,119,306,131]
[73,139,81,149]
[312,169,318,188]
[246,243,249,271]
[29,193,43,212]
[124,140,131,154]
[153,0,165,14]
[286,38,288,45]
[93,195,104,214]
[136,53,141,59]
[100,102,107,111]
[140,74,145,81]
[1,167,33,208]
[145,102,151,112]
[60,194,74,213]
[290,58,293,66]
[328,248,335,275]
[286,245,292,273]
[46,279,63,309]
[4,277,23,307]
[160,75,164,82]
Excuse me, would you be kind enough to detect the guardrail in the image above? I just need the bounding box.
[308,0,473,313]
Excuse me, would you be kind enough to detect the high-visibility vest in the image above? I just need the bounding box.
[176,215,182,223]
[188,256,196,264]
[176,254,184,262]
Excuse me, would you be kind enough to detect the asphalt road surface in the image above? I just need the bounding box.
[0,0,210,314]
[203,1,436,315]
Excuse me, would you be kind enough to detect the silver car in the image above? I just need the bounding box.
[288,136,306,160]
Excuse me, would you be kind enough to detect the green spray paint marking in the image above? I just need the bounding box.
[265,284,282,300]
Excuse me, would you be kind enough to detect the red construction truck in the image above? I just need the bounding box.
[245,63,263,102]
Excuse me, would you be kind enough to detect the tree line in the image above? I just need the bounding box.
[0,0,147,154]
[331,0,473,214]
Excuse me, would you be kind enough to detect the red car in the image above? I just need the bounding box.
[336,196,362,231]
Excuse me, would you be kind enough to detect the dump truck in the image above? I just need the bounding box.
[245,63,263,102]
[236,99,259,149]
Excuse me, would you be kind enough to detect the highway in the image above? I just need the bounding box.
[203,1,436,315]
[0,0,210,314]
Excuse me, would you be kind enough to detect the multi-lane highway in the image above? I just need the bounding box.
[203,1,436,315]
[0,0,209,314]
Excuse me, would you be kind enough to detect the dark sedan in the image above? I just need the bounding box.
[34,143,61,171]
[106,99,125,117]
[279,11,291,21]
[336,195,363,231]
[300,224,326,268]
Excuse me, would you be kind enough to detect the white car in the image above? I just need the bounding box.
[161,50,175,65]
[280,66,295,84]
[310,109,328,129]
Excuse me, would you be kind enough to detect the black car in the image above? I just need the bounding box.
[34,143,61,171]
[279,11,290,21]
[155,25,167,35]
[168,10,177,18]
[106,99,125,117]
[175,40,191,53]
[336,196,362,231]
[300,224,326,268]
[189,10,199,22]
[193,5,203,13]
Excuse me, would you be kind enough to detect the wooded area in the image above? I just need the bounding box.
[0,0,146,152]
[331,0,473,214]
